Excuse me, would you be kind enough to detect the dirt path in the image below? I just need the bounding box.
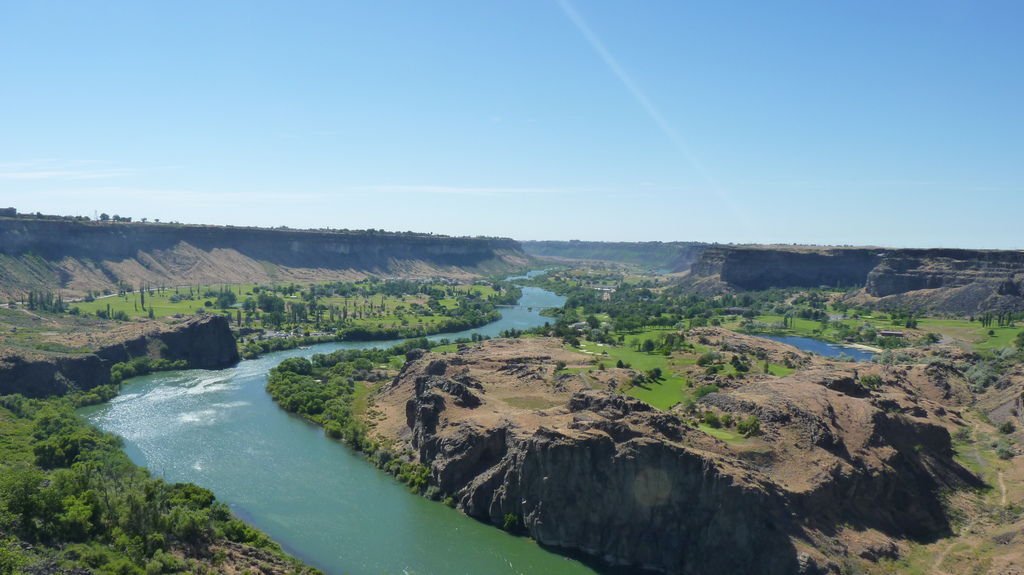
[1000,471,1008,506]
[932,541,956,575]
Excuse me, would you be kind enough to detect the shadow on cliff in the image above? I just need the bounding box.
[796,413,985,546]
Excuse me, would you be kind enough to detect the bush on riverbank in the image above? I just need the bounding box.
[0,395,319,574]
[267,338,444,493]
[110,356,189,384]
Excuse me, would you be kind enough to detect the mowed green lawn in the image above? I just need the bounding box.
[71,285,486,330]
[437,284,500,309]
[578,332,688,410]
[916,318,1022,351]
[73,285,257,319]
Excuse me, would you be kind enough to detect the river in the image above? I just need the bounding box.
[80,282,600,575]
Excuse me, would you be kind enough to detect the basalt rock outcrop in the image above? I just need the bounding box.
[0,314,238,397]
[691,246,882,290]
[374,338,979,574]
[0,217,527,298]
[406,387,801,573]
[687,245,1024,314]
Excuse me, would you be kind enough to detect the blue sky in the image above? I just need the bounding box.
[1,1,1021,247]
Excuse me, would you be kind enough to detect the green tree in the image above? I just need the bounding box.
[737,416,761,437]
[703,411,721,428]
[216,290,237,310]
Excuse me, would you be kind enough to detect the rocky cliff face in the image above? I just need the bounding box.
[688,246,1024,313]
[0,218,527,298]
[863,249,1024,307]
[376,337,976,574]
[416,392,799,574]
[693,246,882,290]
[0,315,238,397]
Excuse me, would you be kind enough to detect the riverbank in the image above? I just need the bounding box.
[845,342,885,353]
[80,282,592,575]
[0,394,321,574]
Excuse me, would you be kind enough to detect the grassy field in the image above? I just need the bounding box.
[917,318,1022,351]
[698,423,746,443]
[0,307,111,355]
[73,284,257,319]
[578,327,791,410]
[625,375,690,410]
[578,329,690,410]
[69,281,501,335]
[766,363,796,376]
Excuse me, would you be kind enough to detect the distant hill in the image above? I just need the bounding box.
[0,216,527,299]
[521,240,707,271]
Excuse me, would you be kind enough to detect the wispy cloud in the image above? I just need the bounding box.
[348,185,583,197]
[0,160,137,181]
[17,185,584,204]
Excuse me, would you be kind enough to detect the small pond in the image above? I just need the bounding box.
[759,335,876,362]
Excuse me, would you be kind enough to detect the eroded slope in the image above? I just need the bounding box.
[371,337,978,574]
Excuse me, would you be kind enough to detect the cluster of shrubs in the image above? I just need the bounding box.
[267,339,441,489]
[109,357,189,384]
[0,396,299,575]
[701,410,761,437]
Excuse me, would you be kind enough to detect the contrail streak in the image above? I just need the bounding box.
[555,0,740,211]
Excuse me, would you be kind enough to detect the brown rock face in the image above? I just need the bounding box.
[0,315,238,397]
[686,246,1024,313]
[0,217,527,298]
[377,338,979,574]
[155,314,241,369]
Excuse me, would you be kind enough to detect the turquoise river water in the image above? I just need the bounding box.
[80,283,603,575]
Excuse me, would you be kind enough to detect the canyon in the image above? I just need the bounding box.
[685,246,1024,314]
[0,216,527,299]
[372,334,981,574]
